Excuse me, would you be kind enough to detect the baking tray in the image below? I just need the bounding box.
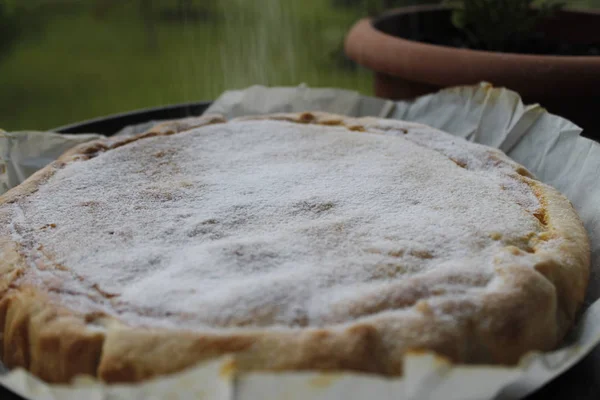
[1,101,598,400]
[53,101,212,136]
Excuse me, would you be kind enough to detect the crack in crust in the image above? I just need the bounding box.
[0,112,590,384]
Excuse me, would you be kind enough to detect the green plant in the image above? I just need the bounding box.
[444,0,565,51]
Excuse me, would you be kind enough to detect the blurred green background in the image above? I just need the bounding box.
[1,0,599,130]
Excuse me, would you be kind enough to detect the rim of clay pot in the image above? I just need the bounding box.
[345,5,600,97]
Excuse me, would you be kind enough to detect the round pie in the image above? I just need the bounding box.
[0,112,590,384]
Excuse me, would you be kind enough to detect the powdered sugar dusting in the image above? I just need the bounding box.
[10,119,544,330]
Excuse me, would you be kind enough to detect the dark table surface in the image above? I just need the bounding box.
[1,102,599,399]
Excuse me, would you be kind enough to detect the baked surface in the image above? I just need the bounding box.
[0,112,590,383]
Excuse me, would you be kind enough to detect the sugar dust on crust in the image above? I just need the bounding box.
[0,112,590,383]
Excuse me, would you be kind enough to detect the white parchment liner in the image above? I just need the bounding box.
[1,83,599,400]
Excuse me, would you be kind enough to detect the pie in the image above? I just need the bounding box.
[0,112,590,384]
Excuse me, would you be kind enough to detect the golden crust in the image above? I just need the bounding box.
[0,225,106,382]
[0,288,104,383]
[0,112,590,383]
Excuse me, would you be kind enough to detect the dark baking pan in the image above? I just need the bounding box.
[1,102,598,400]
[54,101,212,135]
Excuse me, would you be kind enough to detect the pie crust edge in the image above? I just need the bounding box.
[0,112,590,383]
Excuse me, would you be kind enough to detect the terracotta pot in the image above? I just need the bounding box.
[345,5,600,135]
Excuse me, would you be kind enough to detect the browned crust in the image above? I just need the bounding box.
[58,114,227,160]
[0,112,590,383]
[0,226,105,382]
[0,288,105,383]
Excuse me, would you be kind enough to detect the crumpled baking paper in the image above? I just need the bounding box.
[1,83,599,400]
[0,131,103,195]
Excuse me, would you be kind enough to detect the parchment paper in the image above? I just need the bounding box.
[1,83,599,400]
